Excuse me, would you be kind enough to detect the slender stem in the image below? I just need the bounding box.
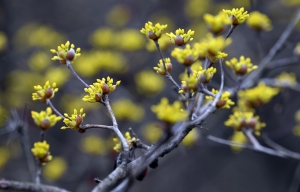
[266,56,299,69]
[225,25,236,40]
[242,128,261,149]
[201,87,216,97]
[40,131,44,141]
[35,162,41,185]
[79,124,113,130]
[66,60,89,88]
[46,99,65,119]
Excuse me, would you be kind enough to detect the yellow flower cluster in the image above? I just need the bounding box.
[32,81,58,103]
[61,108,86,131]
[153,58,172,75]
[140,21,168,41]
[238,83,279,107]
[113,132,136,152]
[143,122,163,143]
[31,141,52,165]
[135,70,165,95]
[166,28,195,46]
[230,131,247,152]
[225,56,258,75]
[223,7,250,25]
[193,66,217,83]
[50,41,81,64]
[247,11,272,31]
[294,42,300,57]
[171,44,199,66]
[275,72,297,87]
[81,135,107,155]
[225,111,266,135]
[179,61,202,81]
[204,11,231,35]
[293,110,300,137]
[83,77,121,103]
[179,75,199,94]
[206,89,235,109]
[112,99,145,122]
[151,98,187,124]
[31,107,62,131]
[43,157,67,181]
[0,31,7,52]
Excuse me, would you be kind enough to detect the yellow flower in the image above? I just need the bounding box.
[89,27,114,48]
[225,111,266,134]
[247,11,272,31]
[28,51,51,72]
[113,132,136,152]
[111,99,144,122]
[294,42,300,57]
[50,41,81,64]
[146,35,171,52]
[171,44,199,66]
[43,157,67,181]
[143,122,163,143]
[179,75,199,94]
[166,28,194,46]
[31,107,62,131]
[206,89,235,109]
[32,81,58,103]
[0,147,9,169]
[135,70,165,95]
[230,131,247,152]
[193,66,217,83]
[115,29,145,51]
[81,135,107,155]
[61,108,86,131]
[82,77,121,103]
[223,7,250,25]
[106,5,130,28]
[204,11,231,35]
[275,72,297,87]
[0,31,7,52]
[31,141,52,165]
[295,110,300,123]
[182,128,199,148]
[233,100,255,113]
[0,105,7,126]
[151,98,187,124]
[153,58,172,75]
[225,56,258,75]
[238,83,279,107]
[140,21,168,41]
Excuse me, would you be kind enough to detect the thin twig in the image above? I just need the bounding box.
[79,124,113,131]
[35,162,41,185]
[242,128,261,149]
[66,60,89,88]
[266,56,299,69]
[201,87,216,97]
[46,99,64,119]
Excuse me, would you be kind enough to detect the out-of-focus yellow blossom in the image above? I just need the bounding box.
[293,124,300,137]
[204,11,231,35]
[13,23,66,50]
[113,132,136,152]
[238,83,279,107]
[45,67,70,87]
[166,29,194,46]
[60,94,98,114]
[179,61,202,81]
[146,35,171,52]
[233,100,255,113]
[61,108,86,131]
[32,81,58,103]
[135,70,165,95]
[223,7,250,25]
[280,0,300,6]
[225,111,266,135]
[206,89,235,109]
[151,98,187,124]
[182,128,199,148]
[28,52,51,72]
[31,107,62,131]
[171,44,199,66]
[106,4,130,27]
[194,33,231,61]
[140,21,168,41]
[43,157,67,181]
[83,77,121,102]
[0,147,9,169]
[225,56,258,75]
[179,75,199,94]
[0,32,7,52]
[81,135,107,155]
[154,58,172,75]
[247,11,272,31]
[89,27,114,48]
[184,0,210,18]
[143,123,163,143]
[295,110,300,123]
[193,66,217,83]
[0,104,7,126]
[230,131,247,152]
[275,72,297,87]
[115,29,145,51]
[31,141,52,165]
[50,41,81,64]
[112,99,144,121]
[294,42,300,57]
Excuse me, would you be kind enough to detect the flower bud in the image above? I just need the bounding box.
[149,158,159,169]
[76,116,83,126]
[102,83,110,94]
[45,88,53,98]
[136,167,148,181]
[216,100,226,108]
[148,31,159,41]
[184,55,196,66]
[95,93,102,102]
[230,15,239,26]
[66,49,76,61]
[174,35,184,46]
[40,119,50,130]
[166,63,172,73]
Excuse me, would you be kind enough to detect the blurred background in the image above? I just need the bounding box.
[1,0,300,191]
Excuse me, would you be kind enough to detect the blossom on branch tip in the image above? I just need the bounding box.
[193,66,217,83]
[50,41,81,64]
[154,58,172,75]
[171,44,199,66]
[204,11,231,35]
[225,56,258,75]
[61,108,86,131]
[32,81,58,103]
[31,107,62,131]
[31,141,52,165]
[223,7,249,25]
[166,28,194,46]
[247,11,272,31]
[140,21,168,41]
[113,132,136,152]
[151,98,187,124]
[205,89,235,109]
[275,72,297,87]
[179,75,199,94]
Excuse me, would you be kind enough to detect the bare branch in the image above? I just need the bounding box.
[66,60,89,88]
